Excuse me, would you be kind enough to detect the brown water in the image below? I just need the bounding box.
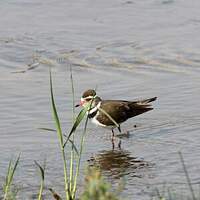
[1,0,200,199]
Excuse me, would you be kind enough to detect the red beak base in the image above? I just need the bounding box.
[75,100,85,107]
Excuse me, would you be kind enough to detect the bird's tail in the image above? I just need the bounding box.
[136,96,157,105]
[128,97,157,117]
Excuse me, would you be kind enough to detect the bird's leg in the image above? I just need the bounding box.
[111,129,115,149]
[111,128,115,142]
[118,140,121,149]
[112,141,115,150]
[117,125,122,148]
[118,125,121,133]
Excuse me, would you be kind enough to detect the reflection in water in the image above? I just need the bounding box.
[88,150,152,180]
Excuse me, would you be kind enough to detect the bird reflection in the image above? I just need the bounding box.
[88,149,152,180]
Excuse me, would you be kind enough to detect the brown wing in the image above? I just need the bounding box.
[96,97,157,126]
[96,101,131,126]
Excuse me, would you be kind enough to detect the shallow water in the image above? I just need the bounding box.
[1,0,200,199]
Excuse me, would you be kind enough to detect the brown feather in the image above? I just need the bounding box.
[96,97,157,126]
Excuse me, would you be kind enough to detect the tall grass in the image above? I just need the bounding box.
[50,71,70,199]
[49,68,123,199]
[49,70,92,200]
[69,66,75,194]
[3,154,20,200]
[1,69,121,199]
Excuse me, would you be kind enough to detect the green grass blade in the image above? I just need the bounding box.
[69,66,75,194]
[3,154,20,200]
[8,154,20,186]
[34,161,45,181]
[4,160,12,189]
[70,66,75,122]
[63,105,89,148]
[39,127,56,132]
[68,139,79,156]
[34,161,45,200]
[72,115,89,198]
[49,70,69,199]
[50,70,63,147]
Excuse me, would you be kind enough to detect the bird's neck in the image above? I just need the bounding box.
[88,101,101,118]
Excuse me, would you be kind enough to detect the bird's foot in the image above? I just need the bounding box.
[116,130,130,138]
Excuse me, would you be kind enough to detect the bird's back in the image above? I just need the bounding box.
[96,97,157,126]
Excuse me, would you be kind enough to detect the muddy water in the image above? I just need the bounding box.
[1,0,200,199]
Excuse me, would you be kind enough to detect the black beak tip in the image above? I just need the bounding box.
[75,104,80,107]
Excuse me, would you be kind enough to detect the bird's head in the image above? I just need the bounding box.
[75,89,100,108]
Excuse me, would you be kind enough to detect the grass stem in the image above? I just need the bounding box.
[50,70,70,200]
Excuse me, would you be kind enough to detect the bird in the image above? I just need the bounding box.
[76,89,157,148]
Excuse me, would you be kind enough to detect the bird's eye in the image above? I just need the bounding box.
[85,98,92,102]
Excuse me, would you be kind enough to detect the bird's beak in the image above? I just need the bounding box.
[75,99,85,107]
[75,104,80,107]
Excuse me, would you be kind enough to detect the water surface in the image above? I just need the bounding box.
[0,0,200,199]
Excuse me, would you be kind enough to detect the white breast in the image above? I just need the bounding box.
[91,112,107,127]
[89,101,116,129]
[88,102,106,127]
